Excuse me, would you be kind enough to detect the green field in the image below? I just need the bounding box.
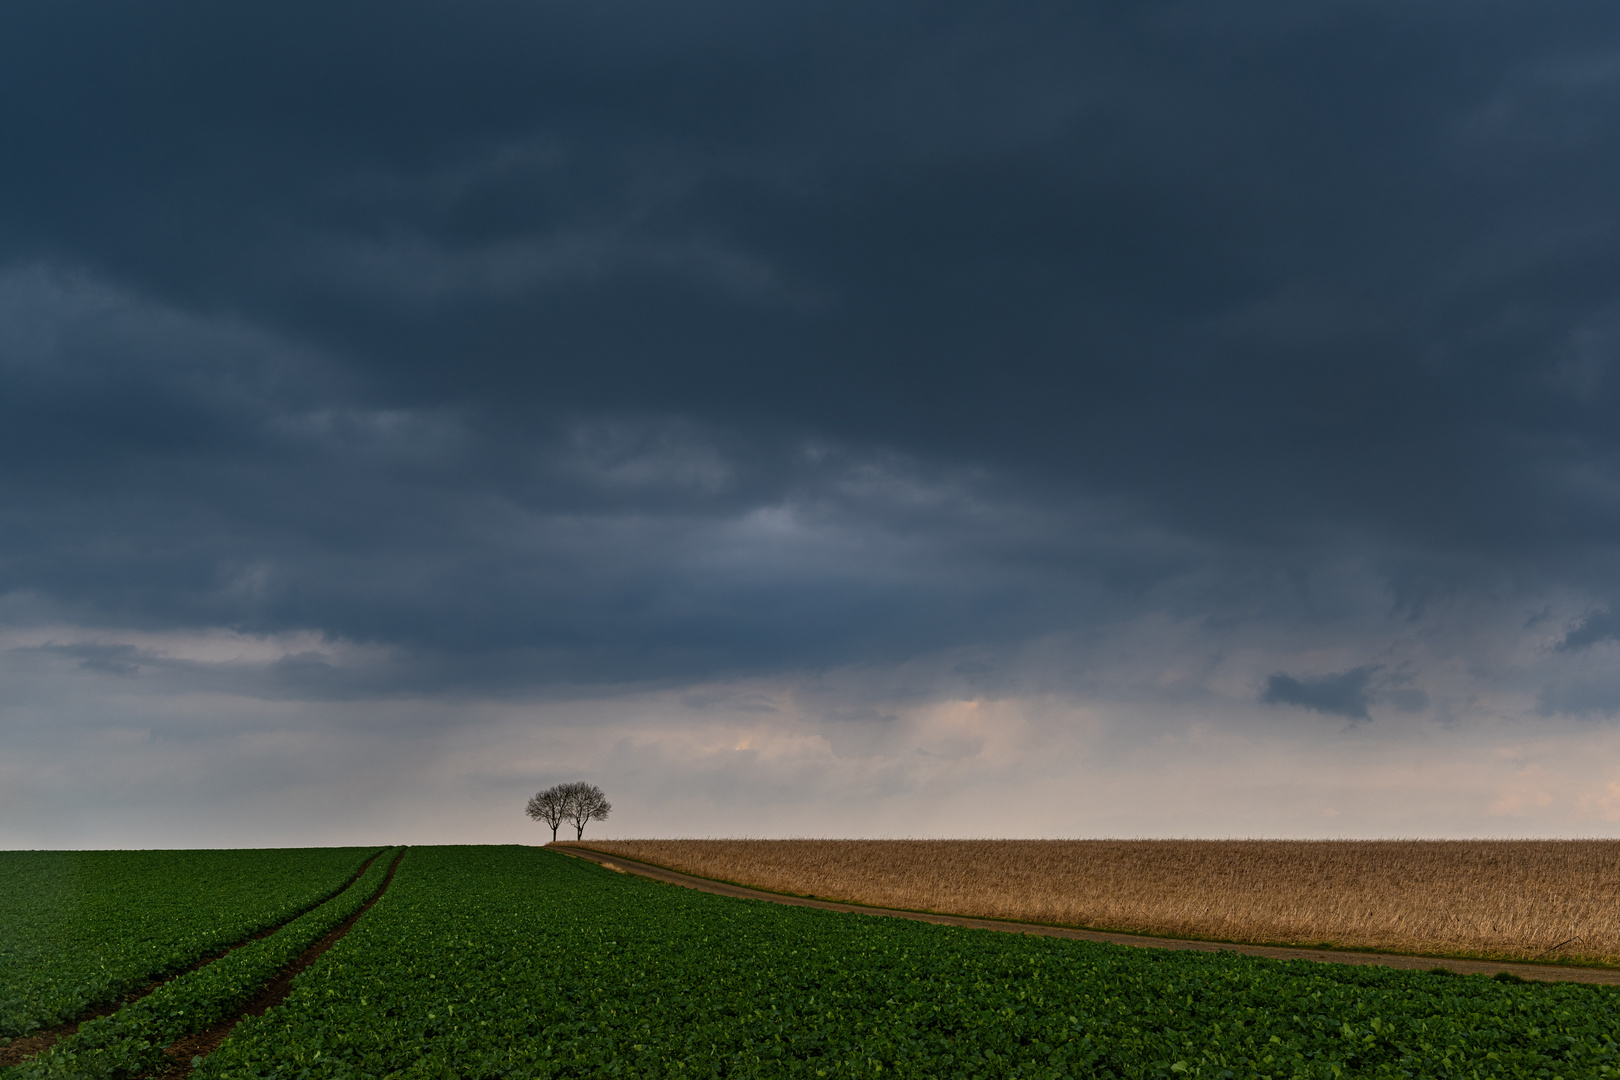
[7,850,400,1080]
[0,847,382,1039]
[8,845,1620,1079]
[199,847,1619,1079]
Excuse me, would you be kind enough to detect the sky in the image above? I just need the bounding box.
[5,0,1620,847]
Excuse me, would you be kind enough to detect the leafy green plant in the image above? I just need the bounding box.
[0,848,383,1039]
[3,849,400,1080]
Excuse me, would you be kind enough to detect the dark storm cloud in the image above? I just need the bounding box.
[3,0,1620,691]
[1261,667,1378,722]
[1557,610,1620,651]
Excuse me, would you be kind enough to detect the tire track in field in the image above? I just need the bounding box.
[552,845,1620,986]
[0,849,390,1068]
[150,847,408,1079]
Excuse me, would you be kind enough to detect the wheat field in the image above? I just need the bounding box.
[570,839,1620,965]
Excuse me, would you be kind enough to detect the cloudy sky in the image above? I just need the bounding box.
[6,0,1620,847]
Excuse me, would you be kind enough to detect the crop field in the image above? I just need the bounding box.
[573,839,1620,967]
[3,848,400,1080]
[160,846,1619,1079]
[0,846,383,1040]
[7,845,1620,1079]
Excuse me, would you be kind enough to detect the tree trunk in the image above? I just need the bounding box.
[575,822,584,840]
[551,823,558,841]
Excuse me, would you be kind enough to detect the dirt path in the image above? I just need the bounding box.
[553,844,1620,986]
[0,848,391,1068]
[151,847,408,1079]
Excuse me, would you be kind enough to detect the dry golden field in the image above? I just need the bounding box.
[570,839,1620,965]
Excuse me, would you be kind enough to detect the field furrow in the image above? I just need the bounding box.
[0,847,385,1041]
[1,848,403,1080]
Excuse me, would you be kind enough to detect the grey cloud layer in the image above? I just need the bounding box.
[3,0,1620,711]
[1262,667,1377,723]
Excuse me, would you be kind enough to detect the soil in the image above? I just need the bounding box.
[0,850,388,1069]
[552,844,1620,986]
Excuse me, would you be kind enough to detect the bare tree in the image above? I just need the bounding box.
[559,781,611,840]
[525,785,569,842]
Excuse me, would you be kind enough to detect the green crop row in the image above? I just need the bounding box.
[196,846,1620,1080]
[2,848,402,1080]
[0,848,384,1038]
